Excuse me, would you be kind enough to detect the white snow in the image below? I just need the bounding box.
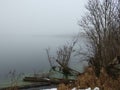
[43,88,57,90]
[72,87,76,90]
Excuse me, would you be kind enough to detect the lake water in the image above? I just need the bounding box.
[0,34,87,87]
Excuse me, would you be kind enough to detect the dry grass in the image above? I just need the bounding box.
[58,66,120,90]
[58,83,75,90]
[6,86,18,90]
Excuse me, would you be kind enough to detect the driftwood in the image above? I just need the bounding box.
[23,77,59,84]
[23,77,75,84]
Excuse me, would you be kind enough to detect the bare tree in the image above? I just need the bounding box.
[46,39,80,79]
[79,0,120,77]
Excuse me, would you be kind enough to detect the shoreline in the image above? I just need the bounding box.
[0,83,57,90]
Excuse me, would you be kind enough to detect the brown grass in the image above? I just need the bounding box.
[58,66,120,90]
[4,86,18,90]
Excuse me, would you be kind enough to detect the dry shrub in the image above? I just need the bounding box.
[7,86,18,90]
[57,83,70,90]
[6,70,24,90]
[76,67,120,90]
[79,0,120,77]
[75,66,97,89]
[99,68,120,90]
[60,67,120,90]
[46,40,80,79]
[57,81,76,90]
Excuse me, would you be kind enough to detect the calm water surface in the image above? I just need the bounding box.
[0,34,87,87]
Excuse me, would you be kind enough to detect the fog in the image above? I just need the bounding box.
[0,0,86,35]
[0,0,88,86]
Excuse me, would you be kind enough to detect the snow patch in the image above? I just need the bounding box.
[43,88,57,90]
[72,87,76,90]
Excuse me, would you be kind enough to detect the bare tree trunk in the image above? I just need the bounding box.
[79,0,120,77]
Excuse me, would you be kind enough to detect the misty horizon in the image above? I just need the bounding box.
[0,0,87,35]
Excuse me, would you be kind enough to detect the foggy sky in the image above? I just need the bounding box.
[0,0,87,35]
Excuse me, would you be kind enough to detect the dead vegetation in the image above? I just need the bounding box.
[5,70,24,90]
[58,0,120,89]
[79,0,120,77]
[58,66,120,90]
[46,39,81,79]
